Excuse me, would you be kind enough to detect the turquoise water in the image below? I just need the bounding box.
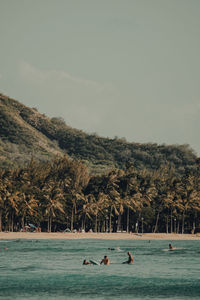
[0,239,200,299]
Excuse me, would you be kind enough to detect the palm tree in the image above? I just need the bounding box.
[69,190,84,232]
[78,194,95,231]
[4,191,19,232]
[151,165,179,233]
[0,177,6,232]
[175,172,200,234]
[0,169,9,231]
[92,192,108,232]
[103,171,120,233]
[18,193,38,230]
[119,169,143,232]
[42,182,65,232]
[58,157,89,232]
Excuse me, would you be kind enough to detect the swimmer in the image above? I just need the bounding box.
[100,255,110,265]
[83,259,91,265]
[169,244,173,250]
[108,247,121,251]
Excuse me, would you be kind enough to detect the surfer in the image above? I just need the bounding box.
[108,247,121,251]
[100,255,110,265]
[123,251,133,264]
[83,259,91,265]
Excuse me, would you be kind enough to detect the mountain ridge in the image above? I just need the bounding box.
[0,92,198,173]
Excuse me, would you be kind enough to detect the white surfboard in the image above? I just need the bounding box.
[89,260,100,266]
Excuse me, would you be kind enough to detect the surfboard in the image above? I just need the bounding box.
[162,247,182,252]
[89,260,100,266]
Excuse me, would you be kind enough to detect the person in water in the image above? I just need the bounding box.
[169,244,173,250]
[123,251,133,264]
[83,259,91,265]
[108,247,121,251]
[100,255,110,265]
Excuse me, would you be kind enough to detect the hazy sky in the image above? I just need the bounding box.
[0,0,200,155]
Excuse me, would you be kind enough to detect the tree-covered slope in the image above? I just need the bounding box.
[0,93,198,173]
[0,94,64,168]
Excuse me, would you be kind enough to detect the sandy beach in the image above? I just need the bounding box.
[0,232,199,240]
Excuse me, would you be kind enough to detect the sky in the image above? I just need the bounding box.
[0,0,200,155]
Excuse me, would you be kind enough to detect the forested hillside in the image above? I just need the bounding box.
[0,93,200,234]
[0,93,198,173]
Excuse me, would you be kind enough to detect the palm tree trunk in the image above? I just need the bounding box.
[12,213,14,232]
[192,221,195,234]
[10,212,14,232]
[166,215,168,234]
[49,216,52,232]
[47,216,50,232]
[83,215,86,231]
[117,213,121,232]
[95,214,98,233]
[21,215,25,231]
[109,206,112,233]
[126,207,130,233]
[0,210,2,232]
[170,208,173,233]
[181,212,185,234]
[105,217,108,232]
[101,220,105,233]
[177,220,180,234]
[8,220,10,232]
[71,206,74,232]
[98,221,100,233]
[81,216,85,231]
[154,211,160,233]
[8,216,11,232]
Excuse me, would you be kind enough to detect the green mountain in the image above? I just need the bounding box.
[0,93,198,173]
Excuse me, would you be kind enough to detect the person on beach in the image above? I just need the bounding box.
[123,251,133,264]
[83,259,91,265]
[100,255,110,265]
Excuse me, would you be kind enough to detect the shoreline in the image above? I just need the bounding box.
[0,232,200,240]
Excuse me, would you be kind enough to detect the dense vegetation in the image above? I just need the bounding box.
[0,156,200,234]
[1,93,200,233]
[0,93,198,174]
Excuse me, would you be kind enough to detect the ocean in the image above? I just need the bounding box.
[0,239,199,299]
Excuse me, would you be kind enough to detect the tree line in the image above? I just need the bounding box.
[0,156,200,234]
